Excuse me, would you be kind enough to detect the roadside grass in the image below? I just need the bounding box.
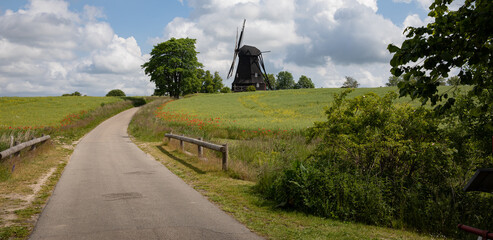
[0,96,153,240]
[0,96,123,127]
[135,140,443,240]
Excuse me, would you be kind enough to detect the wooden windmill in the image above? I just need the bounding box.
[227,19,272,92]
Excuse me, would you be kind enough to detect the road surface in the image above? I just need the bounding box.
[30,108,262,240]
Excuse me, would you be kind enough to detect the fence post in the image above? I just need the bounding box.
[198,137,203,158]
[180,134,184,151]
[222,143,228,171]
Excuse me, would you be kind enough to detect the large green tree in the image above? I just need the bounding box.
[276,71,295,89]
[388,0,492,111]
[295,75,315,89]
[142,38,202,98]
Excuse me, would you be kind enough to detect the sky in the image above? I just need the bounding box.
[0,0,439,96]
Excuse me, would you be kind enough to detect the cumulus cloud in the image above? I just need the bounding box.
[157,0,405,88]
[0,0,151,96]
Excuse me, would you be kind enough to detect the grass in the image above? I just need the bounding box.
[0,96,123,127]
[156,88,421,132]
[135,140,444,240]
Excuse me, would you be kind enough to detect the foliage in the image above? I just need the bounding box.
[106,89,126,97]
[62,91,81,96]
[295,75,315,89]
[258,89,493,238]
[220,87,231,93]
[246,85,256,92]
[388,0,493,112]
[276,71,295,89]
[199,70,224,93]
[142,38,203,98]
[341,76,359,88]
[386,75,402,87]
[265,73,276,90]
[446,76,460,86]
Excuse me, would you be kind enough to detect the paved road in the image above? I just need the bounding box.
[30,108,262,240]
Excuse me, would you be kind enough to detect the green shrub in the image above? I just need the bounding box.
[246,85,256,92]
[257,89,493,238]
[106,89,126,97]
[220,87,231,93]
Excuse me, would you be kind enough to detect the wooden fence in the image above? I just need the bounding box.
[0,135,51,160]
[164,133,228,171]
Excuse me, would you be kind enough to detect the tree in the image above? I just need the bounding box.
[446,76,461,86]
[341,76,359,88]
[295,75,315,89]
[276,71,295,89]
[142,38,202,98]
[200,70,214,93]
[106,89,126,97]
[265,73,276,90]
[212,71,224,92]
[386,76,402,87]
[388,0,492,111]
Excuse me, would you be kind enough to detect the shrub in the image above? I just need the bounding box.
[246,85,256,92]
[220,87,231,93]
[106,89,126,97]
[257,89,493,238]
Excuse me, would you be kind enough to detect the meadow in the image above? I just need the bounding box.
[0,96,123,128]
[155,87,414,134]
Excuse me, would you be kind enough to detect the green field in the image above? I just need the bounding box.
[156,87,423,131]
[0,96,123,128]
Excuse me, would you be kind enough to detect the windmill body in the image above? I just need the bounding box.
[232,45,266,92]
[228,20,271,92]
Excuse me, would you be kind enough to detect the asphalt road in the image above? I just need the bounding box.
[30,108,262,240]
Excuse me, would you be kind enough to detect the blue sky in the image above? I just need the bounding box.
[0,0,434,96]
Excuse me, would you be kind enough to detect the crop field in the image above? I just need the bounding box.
[0,96,123,129]
[154,87,420,134]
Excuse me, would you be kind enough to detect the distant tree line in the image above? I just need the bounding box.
[265,71,315,90]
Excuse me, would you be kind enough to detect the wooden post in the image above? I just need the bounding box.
[222,143,228,171]
[180,140,184,151]
[197,137,203,158]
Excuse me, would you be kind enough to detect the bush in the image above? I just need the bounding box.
[106,89,126,97]
[257,89,493,238]
[220,87,231,93]
[246,85,256,92]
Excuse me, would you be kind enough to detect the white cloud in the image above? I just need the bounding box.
[157,0,405,88]
[0,0,151,96]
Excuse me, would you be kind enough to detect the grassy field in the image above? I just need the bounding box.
[155,87,427,133]
[0,96,123,128]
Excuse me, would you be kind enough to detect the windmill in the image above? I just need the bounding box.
[227,19,272,92]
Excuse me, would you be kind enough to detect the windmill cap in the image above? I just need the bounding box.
[239,45,261,56]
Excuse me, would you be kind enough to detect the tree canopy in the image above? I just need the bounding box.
[388,0,492,111]
[295,75,315,89]
[142,38,202,98]
[106,89,126,97]
[276,71,295,89]
[341,76,359,88]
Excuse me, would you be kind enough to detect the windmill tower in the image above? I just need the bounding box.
[227,20,272,92]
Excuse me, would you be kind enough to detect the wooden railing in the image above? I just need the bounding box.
[164,133,228,171]
[0,135,51,160]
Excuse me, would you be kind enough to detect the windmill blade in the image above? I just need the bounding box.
[227,27,240,79]
[258,54,273,90]
[227,54,237,79]
[237,19,246,49]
